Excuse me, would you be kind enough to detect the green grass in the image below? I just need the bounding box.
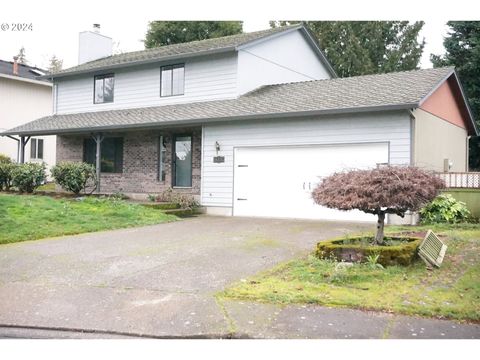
[220,224,480,322]
[36,182,56,192]
[0,194,177,245]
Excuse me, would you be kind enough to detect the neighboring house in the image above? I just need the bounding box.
[0,59,55,172]
[2,24,477,222]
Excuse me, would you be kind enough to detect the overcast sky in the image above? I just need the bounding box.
[1,0,476,71]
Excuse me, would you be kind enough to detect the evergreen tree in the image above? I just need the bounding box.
[270,21,425,77]
[16,47,27,65]
[431,22,480,170]
[145,21,243,48]
[47,55,63,73]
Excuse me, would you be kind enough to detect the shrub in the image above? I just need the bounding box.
[109,191,128,201]
[51,162,97,195]
[156,187,199,209]
[157,187,174,202]
[12,162,46,193]
[420,194,471,224]
[0,153,12,164]
[0,162,16,191]
[175,193,199,210]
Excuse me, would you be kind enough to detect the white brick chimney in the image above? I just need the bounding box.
[78,24,113,65]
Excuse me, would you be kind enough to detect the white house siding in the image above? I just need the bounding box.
[237,29,332,95]
[55,52,238,114]
[0,76,55,174]
[201,111,412,210]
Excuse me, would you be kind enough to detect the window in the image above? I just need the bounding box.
[94,74,114,103]
[161,64,184,97]
[30,138,44,159]
[158,135,166,182]
[173,135,192,187]
[83,137,123,173]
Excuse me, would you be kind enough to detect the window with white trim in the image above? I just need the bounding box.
[160,64,184,97]
[30,138,44,160]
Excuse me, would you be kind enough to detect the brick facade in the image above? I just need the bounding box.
[56,127,202,196]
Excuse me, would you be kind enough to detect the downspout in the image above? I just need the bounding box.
[409,109,416,166]
[409,109,418,226]
[466,135,471,171]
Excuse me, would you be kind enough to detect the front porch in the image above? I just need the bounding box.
[56,127,202,197]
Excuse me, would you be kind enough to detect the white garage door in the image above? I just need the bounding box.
[233,142,389,221]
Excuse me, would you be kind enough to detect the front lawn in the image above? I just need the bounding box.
[0,194,176,245]
[219,224,480,321]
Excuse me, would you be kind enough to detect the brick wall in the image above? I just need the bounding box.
[56,127,201,196]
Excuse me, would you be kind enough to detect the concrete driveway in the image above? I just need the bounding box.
[0,216,478,338]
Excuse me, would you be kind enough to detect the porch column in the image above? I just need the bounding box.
[19,136,31,164]
[92,134,104,193]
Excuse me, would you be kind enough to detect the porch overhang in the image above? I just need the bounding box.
[1,104,416,137]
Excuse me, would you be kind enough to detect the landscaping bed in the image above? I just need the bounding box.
[316,235,422,266]
[219,225,480,321]
[0,193,177,245]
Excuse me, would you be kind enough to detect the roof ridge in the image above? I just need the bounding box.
[0,58,45,69]
[59,24,301,72]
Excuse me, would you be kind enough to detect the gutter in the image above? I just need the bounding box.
[0,73,52,86]
[1,103,417,137]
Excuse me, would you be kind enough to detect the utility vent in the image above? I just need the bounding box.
[418,230,447,268]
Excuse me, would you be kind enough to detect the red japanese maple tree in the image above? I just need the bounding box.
[312,166,445,244]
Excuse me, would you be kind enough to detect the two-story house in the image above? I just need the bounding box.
[3,24,477,222]
[0,59,54,171]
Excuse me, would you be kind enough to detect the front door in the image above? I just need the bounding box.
[173,135,192,187]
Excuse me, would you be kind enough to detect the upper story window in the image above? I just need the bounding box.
[94,74,114,104]
[161,64,184,97]
[30,138,44,160]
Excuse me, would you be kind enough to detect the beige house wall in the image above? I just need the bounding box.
[0,76,54,175]
[412,108,468,172]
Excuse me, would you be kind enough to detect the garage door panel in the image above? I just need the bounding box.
[233,143,389,221]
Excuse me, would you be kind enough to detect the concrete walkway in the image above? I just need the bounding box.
[0,216,478,339]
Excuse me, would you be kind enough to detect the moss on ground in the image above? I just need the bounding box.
[240,236,281,251]
[220,225,480,321]
[316,236,422,266]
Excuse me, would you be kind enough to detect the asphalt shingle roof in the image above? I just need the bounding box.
[49,25,302,78]
[0,60,49,81]
[3,67,457,136]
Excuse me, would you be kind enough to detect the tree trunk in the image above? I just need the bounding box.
[374,211,386,245]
